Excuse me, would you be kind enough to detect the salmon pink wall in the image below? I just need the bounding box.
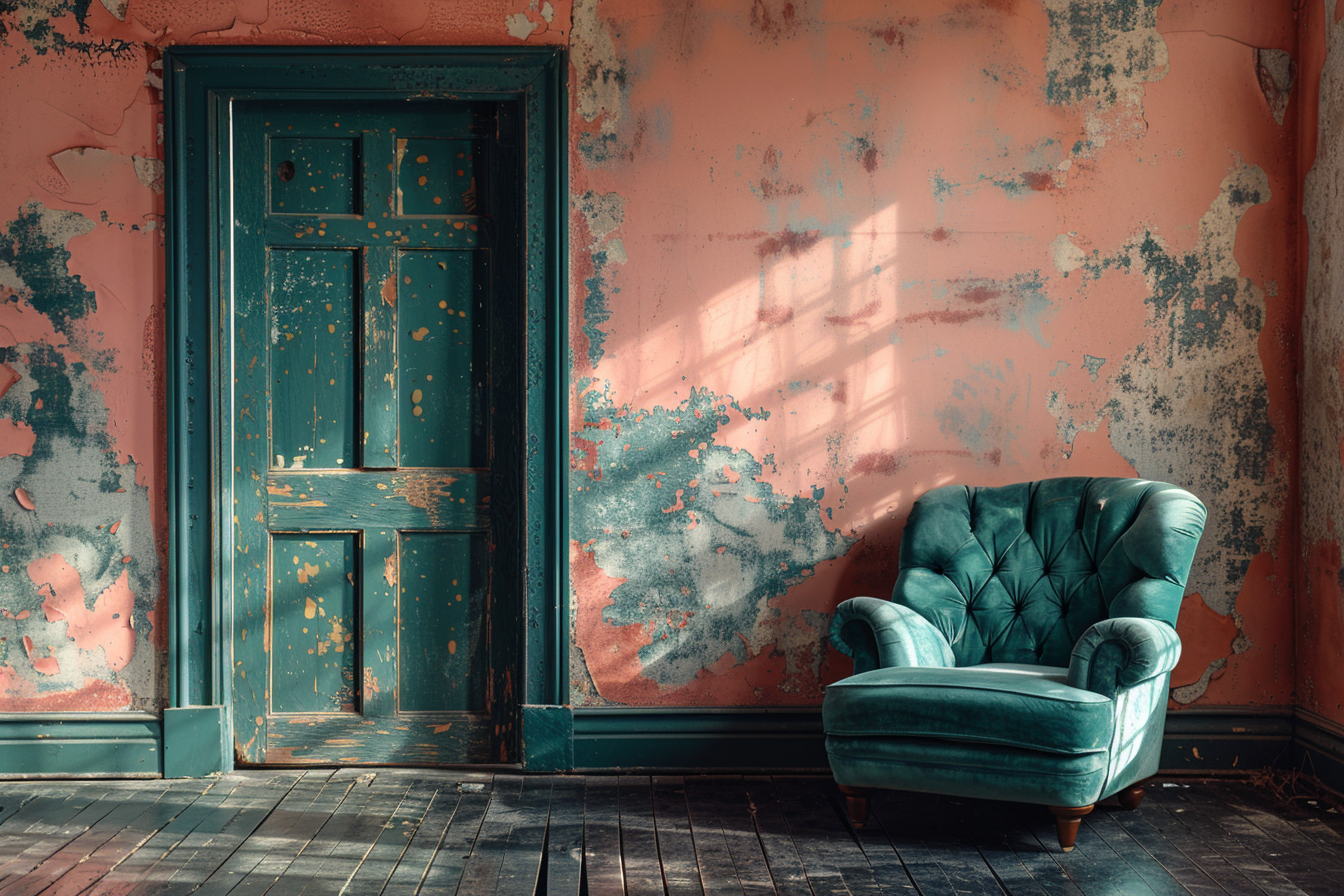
[0,0,1306,718]
[568,0,1299,710]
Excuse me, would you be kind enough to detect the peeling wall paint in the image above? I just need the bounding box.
[1300,2,1344,728]
[567,0,1298,710]
[0,0,1309,718]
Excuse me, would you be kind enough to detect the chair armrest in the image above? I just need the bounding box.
[1067,616,1182,699]
[828,597,955,674]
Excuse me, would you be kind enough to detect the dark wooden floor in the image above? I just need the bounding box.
[0,771,1341,896]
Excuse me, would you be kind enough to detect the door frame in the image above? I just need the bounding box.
[164,47,568,773]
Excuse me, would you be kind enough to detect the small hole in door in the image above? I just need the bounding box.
[277,160,295,182]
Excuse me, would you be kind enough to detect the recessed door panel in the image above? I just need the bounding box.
[269,249,357,470]
[398,250,489,468]
[399,532,490,713]
[270,533,358,714]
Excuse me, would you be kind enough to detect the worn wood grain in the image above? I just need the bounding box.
[618,776,664,896]
[583,776,625,896]
[494,775,554,896]
[380,784,460,896]
[418,782,493,894]
[653,776,705,896]
[543,776,585,896]
[9,773,1344,896]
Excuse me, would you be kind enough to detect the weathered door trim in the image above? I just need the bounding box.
[165,47,568,773]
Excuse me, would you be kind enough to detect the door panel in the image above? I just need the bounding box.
[229,100,517,765]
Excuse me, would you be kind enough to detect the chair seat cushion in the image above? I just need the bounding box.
[822,663,1114,755]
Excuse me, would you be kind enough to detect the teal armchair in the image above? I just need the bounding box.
[823,477,1206,849]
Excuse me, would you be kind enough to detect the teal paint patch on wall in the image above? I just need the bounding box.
[0,204,162,712]
[0,203,97,335]
[1043,0,1168,108]
[572,385,855,694]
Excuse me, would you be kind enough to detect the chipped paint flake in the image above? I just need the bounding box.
[505,12,540,40]
[1049,159,1279,622]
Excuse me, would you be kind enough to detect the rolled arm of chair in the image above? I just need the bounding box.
[829,597,955,675]
[1067,615,1182,699]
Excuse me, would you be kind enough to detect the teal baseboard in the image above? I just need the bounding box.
[1160,707,1295,773]
[0,713,161,777]
[163,705,228,777]
[573,707,828,771]
[570,705,1308,774]
[1292,709,1344,797]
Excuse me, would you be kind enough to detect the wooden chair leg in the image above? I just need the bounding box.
[1048,804,1094,851]
[837,785,872,828]
[1117,784,1145,811]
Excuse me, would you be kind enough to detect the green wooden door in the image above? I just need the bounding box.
[228,100,522,765]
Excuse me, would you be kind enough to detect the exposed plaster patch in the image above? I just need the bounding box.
[1049,159,1280,635]
[1302,29,1344,556]
[1043,0,1167,158]
[99,0,128,21]
[1300,17,1344,720]
[575,191,626,369]
[571,0,626,132]
[1049,233,1086,275]
[505,12,541,40]
[1255,48,1296,126]
[132,156,164,194]
[1171,657,1226,705]
[1043,0,1169,108]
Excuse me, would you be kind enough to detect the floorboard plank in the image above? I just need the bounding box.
[742,778,811,896]
[1205,783,1344,861]
[417,780,494,896]
[259,772,379,896]
[342,778,437,895]
[582,776,625,896]
[705,777,775,896]
[866,789,959,896]
[543,777,585,896]
[950,797,1048,896]
[1040,803,1163,896]
[455,774,523,896]
[1103,800,1228,896]
[381,784,461,896]
[905,793,1006,896]
[94,777,244,896]
[43,780,215,896]
[1201,782,1344,896]
[1160,786,1317,896]
[1084,807,1222,896]
[218,771,359,896]
[774,775,883,896]
[684,776,747,896]
[0,788,43,830]
[654,776,705,896]
[620,776,665,896]
[0,785,121,886]
[0,782,172,896]
[295,772,411,896]
[1135,789,1264,896]
[494,776,554,896]
[190,770,336,896]
[147,771,306,896]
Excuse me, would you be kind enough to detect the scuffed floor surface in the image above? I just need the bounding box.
[0,771,1341,895]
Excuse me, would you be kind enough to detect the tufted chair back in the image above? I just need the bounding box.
[894,477,1206,668]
